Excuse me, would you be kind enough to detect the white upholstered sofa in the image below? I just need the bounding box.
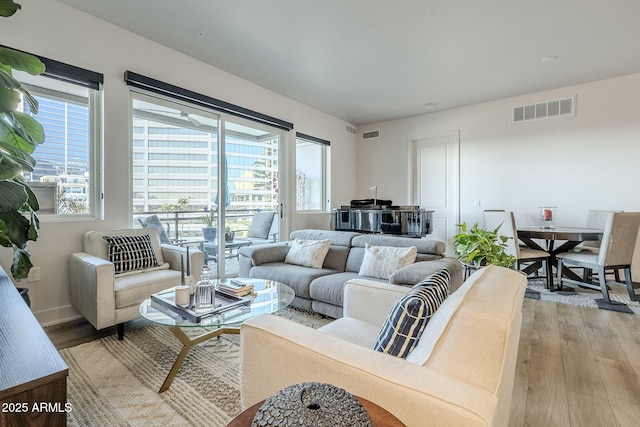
[69,228,205,339]
[240,265,527,427]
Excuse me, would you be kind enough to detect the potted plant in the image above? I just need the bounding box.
[224,225,234,242]
[200,209,216,241]
[453,222,516,269]
[0,0,47,290]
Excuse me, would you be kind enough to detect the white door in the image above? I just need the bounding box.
[410,131,460,256]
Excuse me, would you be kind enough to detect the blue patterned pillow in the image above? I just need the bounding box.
[103,234,159,274]
[373,268,450,358]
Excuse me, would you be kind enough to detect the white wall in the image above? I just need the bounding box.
[0,0,357,324]
[357,72,640,271]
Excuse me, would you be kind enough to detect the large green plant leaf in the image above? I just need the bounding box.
[0,0,20,17]
[11,246,32,280]
[0,210,30,248]
[6,111,45,146]
[0,179,29,210]
[0,47,45,75]
[0,144,36,178]
[0,70,38,114]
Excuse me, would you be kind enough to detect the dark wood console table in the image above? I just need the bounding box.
[0,266,69,427]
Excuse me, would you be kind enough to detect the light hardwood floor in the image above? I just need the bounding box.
[510,298,640,427]
[46,298,640,427]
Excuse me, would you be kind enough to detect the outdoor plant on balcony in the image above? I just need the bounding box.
[0,0,47,280]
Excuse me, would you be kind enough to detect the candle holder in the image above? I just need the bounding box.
[539,207,556,229]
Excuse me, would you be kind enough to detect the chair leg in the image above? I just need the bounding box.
[545,259,554,291]
[117,322,125,340]
[597,266,611,304]
[624,267,637,302]
[556,258,563,291]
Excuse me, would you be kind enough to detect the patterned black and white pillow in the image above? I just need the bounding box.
[373,268,450,358]
[103,234,159,274]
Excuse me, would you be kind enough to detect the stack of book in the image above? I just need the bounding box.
[218,279,255,297]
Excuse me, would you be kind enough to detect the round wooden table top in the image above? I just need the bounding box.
[226,395,405,427]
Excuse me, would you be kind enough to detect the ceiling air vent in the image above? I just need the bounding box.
[345,124,357,135]
[362,130,380,140]
[512,96,575,123]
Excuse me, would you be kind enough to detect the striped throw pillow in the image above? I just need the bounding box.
[103,234,159,274]
[373,268,450,358]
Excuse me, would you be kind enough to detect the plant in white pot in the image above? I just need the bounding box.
[0,0,47,286]
[453,222,516,269]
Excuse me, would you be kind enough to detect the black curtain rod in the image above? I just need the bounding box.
[124,71,294,131]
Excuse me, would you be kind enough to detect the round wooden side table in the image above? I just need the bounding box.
[226,396,405,427]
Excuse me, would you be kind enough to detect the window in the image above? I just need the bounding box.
[295,133,330,212]
[127,73,290,278]
[15,61,102,217]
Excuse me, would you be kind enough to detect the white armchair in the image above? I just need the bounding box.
[69,228,205,340]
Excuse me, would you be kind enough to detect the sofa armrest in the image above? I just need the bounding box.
[238,243,290,266]
[68,252,116,330]
[389,258,464,292]
[342,278,409,327]
[241,314,498,427]
[160,244,205,280]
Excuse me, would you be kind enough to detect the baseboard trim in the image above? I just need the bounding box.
[34,304,83,327]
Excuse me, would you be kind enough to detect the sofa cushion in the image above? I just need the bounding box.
[309,271,382,308]
[321,245,350,272]
[352,234,445,255]
[318,317,380,348]
[373,268,450,358]
[406,265,525,373]
[285,239,331,269]
[290,229,360,247]
[249,262,338,299]
[114,269,182,308]
[103,234,160,274]
[359,243,417,280]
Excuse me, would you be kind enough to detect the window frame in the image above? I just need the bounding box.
[18,76,103,221]
[295,132,330,213]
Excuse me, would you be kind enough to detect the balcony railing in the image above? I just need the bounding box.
[133,209,274,243]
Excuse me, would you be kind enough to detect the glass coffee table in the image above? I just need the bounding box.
[139,278,294,392]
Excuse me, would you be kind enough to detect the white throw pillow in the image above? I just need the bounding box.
[359,243,417,280]
[285,239,331,269]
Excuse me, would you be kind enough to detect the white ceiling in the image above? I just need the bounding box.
[59,0,640,126]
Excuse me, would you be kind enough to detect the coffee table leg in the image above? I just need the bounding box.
[159,325,239,392]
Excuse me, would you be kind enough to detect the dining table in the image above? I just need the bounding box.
[516,226,604,290]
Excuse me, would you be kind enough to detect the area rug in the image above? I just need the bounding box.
[60,308,332,427]
[525,279,640,315]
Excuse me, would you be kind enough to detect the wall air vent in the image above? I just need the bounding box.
[345,124,357,135]
[512,96,575,123]
[362,130,380,140]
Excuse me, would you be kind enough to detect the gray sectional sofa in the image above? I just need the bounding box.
[238,229,462,318]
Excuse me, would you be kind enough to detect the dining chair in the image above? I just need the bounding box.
[573,210,622,253]
[556,212,640,304]
[483,210,553,287]
[571,210,623,283]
